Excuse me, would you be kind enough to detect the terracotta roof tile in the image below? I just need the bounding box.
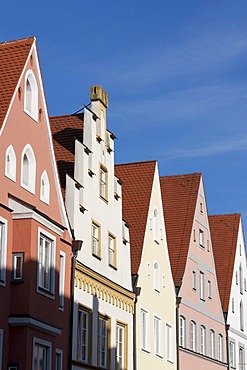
[209,213,240,313]
[0,37,34,129]
[50,114,84,197]
[160,173,201,287]
[115,161,156,274]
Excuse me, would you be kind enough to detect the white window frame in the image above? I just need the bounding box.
[239,263,243,294]
[116,323,126,370]
[24,69,38,121]
[166,323,173,363]
[208,280,212,299]
[0,329,3,370]
[192,270,196,290]
[78,308,90,363]
[218,334,223,362]
[99,165,107,200]
[209,329,215,359]
[147,262,151,277]
[229,341,235,368]
[179,316,186,348]
[153,209,159,243]
[32,337,52,370]
[199,271,205,300]
[55,349,63,370]
[40,170,50,204]
[12,252,24,281]
[240,301,244,331]
[200,325,206,355]
[239,347,244,370]
[140,308,149,352]
[108,233,116,268]
[98,316,108,368]
[199,229,204,247]
[20,144,36,194]
[37,228,56,297]
[154,262,160,292]
[5,145,16,182]
[154,315,162,357]
[92,221,100,258]
[190,321,196,352]
[59,252,66,309]
[0,217,7,286]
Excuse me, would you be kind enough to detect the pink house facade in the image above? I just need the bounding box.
[160,173,227,370]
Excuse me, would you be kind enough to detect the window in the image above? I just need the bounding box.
[12,253,24,281]
[218,334,223,362]
[179,316,186,348]
[244,278,247,292]
[154,316,162,357]
[239,264,243,294]
[99,165,108,200]
[0,329,3,370]
[5,145,16,181]
[38,231,55,295]
[92,221,101,258]
[240,301,244,331]
[24,70,38,121]
[147,262,151,277]
[200,202,203,213]
[21,144,36,193]
[190,321,196,352]
[40,171,50,204]
[140,309,149,351]
[166,324,173,362]
[108,233,116,268]
[209,330,215,358]
[33,338,51,370]
[199,271,205,300]
[200,325,206,355]
[78,308,91,363]
[59,252,65,309]
[98,316,108,368]
[239,347,244,370]
[154,262,160,292]
[55,349,63,370]
[229,341,235,368]
[236,271,238,285]
[232,298,234,313]
[162,274,165,287]
[199,229,204,247]
[116,323,127,370]
[154,209,159,242]
[192,270,196,290]
[0,220,7,284]
[208,280,212,299]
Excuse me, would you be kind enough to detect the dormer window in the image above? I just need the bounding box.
[5,145,16,181]
[24,70,38,121]
[40,170,50,204]
[21,144,36,193]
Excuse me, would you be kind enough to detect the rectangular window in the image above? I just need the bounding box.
[218,334,223,362]
[154,316,162,357]
[140,309,149,351]
[209,330,215,359]
[208,280,212,299]
[239,347,244,370]
[179,316,186,348]
[199,229,204,247]
[12,252,24,281]
[229,342,235,368]
[55,349,63,370]
[108,234,116,268]
[59,253,65,309]
[78,308,91,363]
[92,221,101,258]
[0,220,7,284]
[38,233,55,294]
[98,316,108,368]
[190,321,196,351]
[192,270,196,290]
[200,271,205,300]
[166,324,173,362]
[33,338,51,370]
[99,165,108,200]
[200,326,206,355]
[116,323,127,370]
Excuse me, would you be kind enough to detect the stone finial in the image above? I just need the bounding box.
[90,85,108,108]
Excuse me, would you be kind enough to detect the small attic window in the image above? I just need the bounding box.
[5,145,16,182]
[40,170,50,204]
[21,144,36,193]
[24,70,38,121]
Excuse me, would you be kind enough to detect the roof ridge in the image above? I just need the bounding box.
[160,172,201,179]
[0,37,35,46]
[115,159,157,167]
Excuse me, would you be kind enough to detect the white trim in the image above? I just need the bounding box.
[166,322,173,363]
[59,251,66,310]
[24,69,38,121]
[40,170,50,204]
[20,143,36,194]
[154,314,163,357]
[32,337,52,370]
[9,317,61,335]
[140,306,150,352]
[0,216,8,286]
[55,348,63,370]
[5,145,16,182]
[0,329,3,370]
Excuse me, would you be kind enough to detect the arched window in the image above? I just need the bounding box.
[210,329,215,358]
[218,334,223,361]
[190,321,196,351]
[179,316,186,347]
[21,144,36,193]
[40,170,50,204]
[5,145,16,181]
[154,262,160,292]
[239,264,243,294]
[154,209,159,242]
[24,70,38,121]
[200,325,206,355]
[240,301,244,331]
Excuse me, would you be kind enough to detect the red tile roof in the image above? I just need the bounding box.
[50,114,84,197]
[160,173,201,288]
[209,213,240,313]
[0,37,34,129]
[115,161,156,274]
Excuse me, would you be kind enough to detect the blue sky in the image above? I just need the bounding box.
[1,1,247,234]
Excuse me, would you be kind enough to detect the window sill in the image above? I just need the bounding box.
[92,253,102,261]
[58,306,64,312]
[37,286,55,300]
[109,264,117,271]
[141,348,150,354]
[4,174,16,183]
[100,195,108,204]
[10,279,24,284]
[24,108,38,122]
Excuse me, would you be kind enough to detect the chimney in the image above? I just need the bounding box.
[90,85,108,108]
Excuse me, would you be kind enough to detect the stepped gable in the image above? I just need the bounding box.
[50,113,83,197]
[160,173,201,288]
[0,37,34,129]
[209,213,240,313]
[115,160,156,274]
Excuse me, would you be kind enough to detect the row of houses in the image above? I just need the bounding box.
[0,37,246,370]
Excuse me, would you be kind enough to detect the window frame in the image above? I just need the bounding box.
[229,341,235,368]
[5,145,16,182]
[32,337,52,370]
[59,252,66,310]
[209,329,215,359]
[218,334,223,362]
[108,232,117,268]
[179,316,186,348]
[55,349,63,370]
[199,229,204,248]
[12,252,24,281]
[200,325,206,355]
[78,306,92,364]
[140,308,149,352]
[98,314,109,369]
[24,69,38,122]
[116,322,127,370]
[40,170,50,205]
[154,262,160,293]
[92,220,101,259]
[154,315,162,357]
[0,217,7,286]
[208,280,212,299]
[166,323,173,363]
[99,164,108,202]
[20,144,36,194]
[153,209,159,243]
[190,320,196,352]
[199,271,205,300]
[192,270,196,291]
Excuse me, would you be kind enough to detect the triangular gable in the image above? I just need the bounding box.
[209,213,240,313]
[160,173,201,287]
[115,161,156,274]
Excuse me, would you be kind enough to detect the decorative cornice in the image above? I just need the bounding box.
[75,262,135,314]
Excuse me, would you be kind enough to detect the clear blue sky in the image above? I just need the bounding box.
[2,1,247,234]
